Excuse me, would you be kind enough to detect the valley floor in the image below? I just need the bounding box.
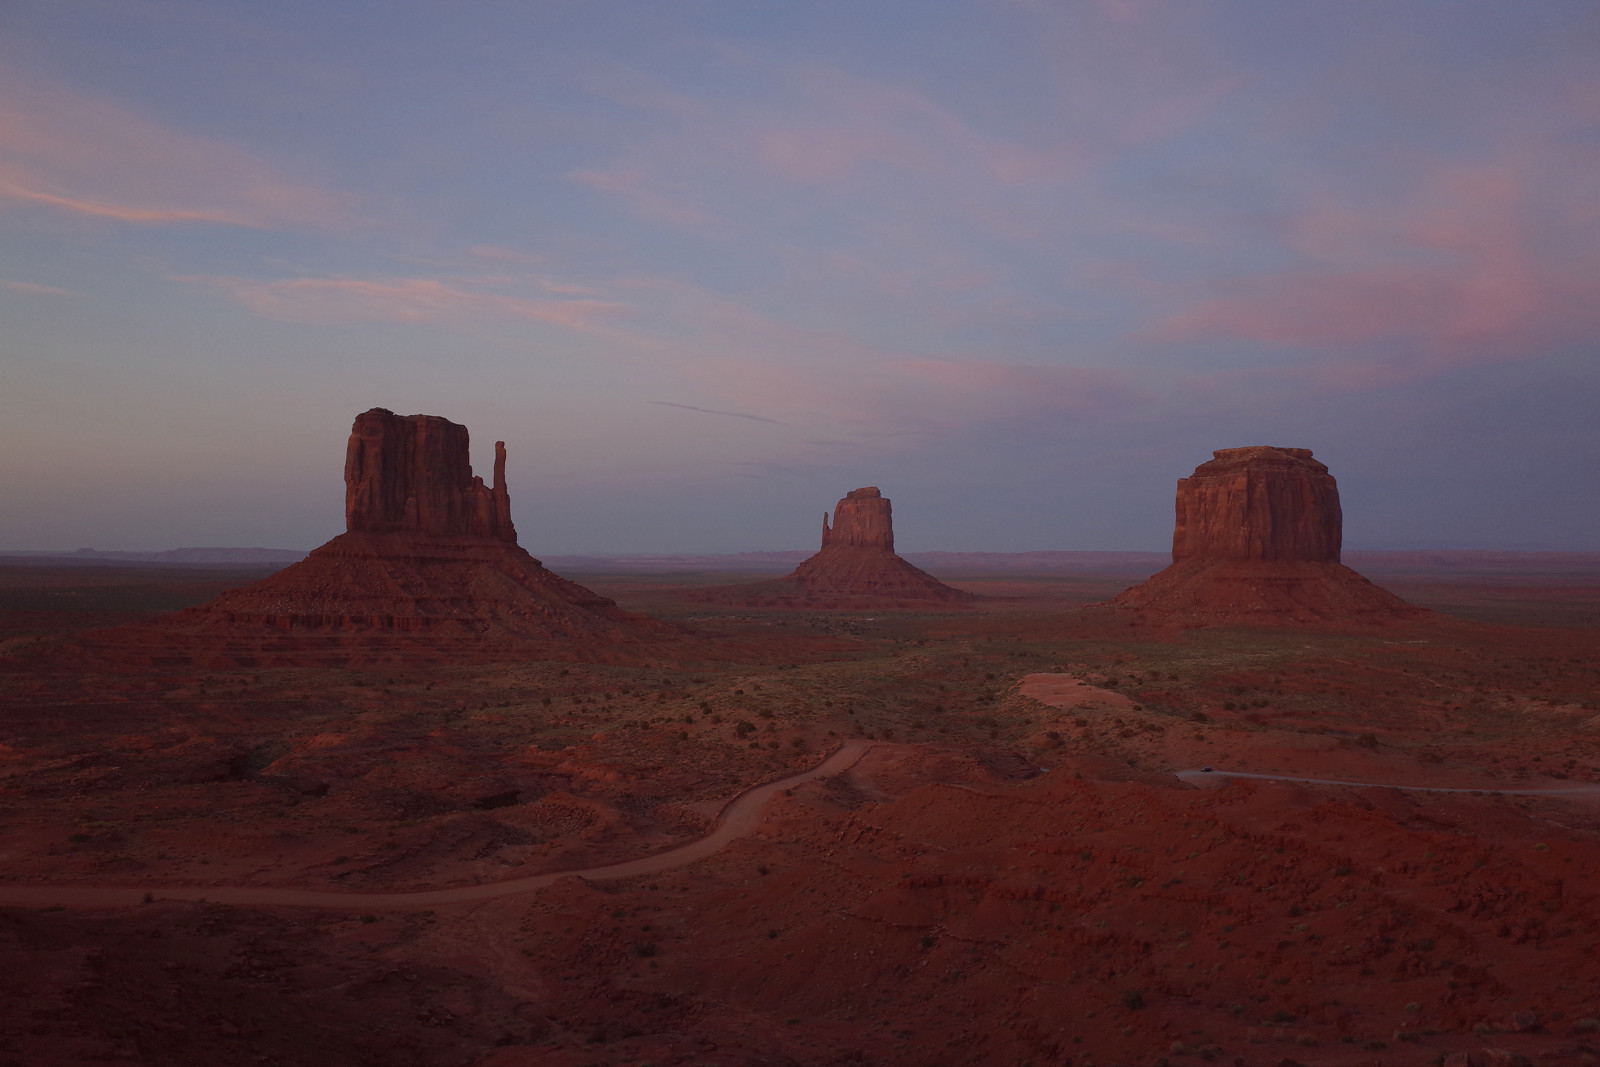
[1,560,1598,1066]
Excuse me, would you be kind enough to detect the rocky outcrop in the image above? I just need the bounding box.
[821,487,895,551]
[1112,446,1425,626]
[691,487,973,607]
[344,408,515,541]
[74,410,673,665]
[1172,447,1341,562]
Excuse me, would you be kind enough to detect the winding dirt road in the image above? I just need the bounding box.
[1174,767,1600,797]
[0,741,874,911]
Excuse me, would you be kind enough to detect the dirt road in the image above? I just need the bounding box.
[0,741,874,911]
[1174,767,1600,797]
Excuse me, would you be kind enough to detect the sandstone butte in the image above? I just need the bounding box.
[1111,445,1427,625]
[695,487,974,607]
[72,408,670,666]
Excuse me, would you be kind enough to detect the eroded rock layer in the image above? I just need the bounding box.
[1173,446,1341,562]
[345,408,515,540]
[693,487,973,607]
[1113,446,1425,625]
[822,487,896,551]
[72,410,670,665]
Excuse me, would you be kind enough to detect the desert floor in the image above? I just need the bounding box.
[1,558,1598,1067]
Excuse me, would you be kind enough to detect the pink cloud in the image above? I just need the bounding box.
[753,67,1087,188]
[0,73,351,229]
[1149,270,1445,347]
[679,348,1140,438]
[756,128,921,183]
[569,169,712,228]
[0,277,73,296]
[466,245,552,266]
[577,66,709,121]
[886,358,1136,415]
[0,170,253,225]
[189,275,628,330]
[1147,154,1600,376]
[1093,0,1156,23]
[619,284,1142,431]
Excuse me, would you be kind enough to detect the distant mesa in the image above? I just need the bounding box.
[692,487,975,608]
[71,408,671,666]
[1110,446,1427,625]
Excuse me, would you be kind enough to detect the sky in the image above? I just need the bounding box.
[2,0,1597,554]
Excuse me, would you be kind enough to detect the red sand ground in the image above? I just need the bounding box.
[1,560,1598,1066]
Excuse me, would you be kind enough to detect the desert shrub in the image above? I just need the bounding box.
[734,720,755,737]
[1121,988,1146,1010]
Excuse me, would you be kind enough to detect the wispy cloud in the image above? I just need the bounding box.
[187,274,628,330]
[0,72,352,229]
[1146,145,1600,386]
[569,169,713,228]
[649,401,784,425]
[616,281,1146,434]
[0,277,72,296]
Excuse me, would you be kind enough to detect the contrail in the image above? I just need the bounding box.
[650,401,784,425]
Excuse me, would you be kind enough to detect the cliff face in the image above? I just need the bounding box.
[1172,447,1341,563]
[821,488,895,552]
[1112,447,1424,627]
[344,408,515,541]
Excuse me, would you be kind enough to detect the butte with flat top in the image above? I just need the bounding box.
[69,408,672,666]
[692,487,974,608]
[1111,445,1426,625]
